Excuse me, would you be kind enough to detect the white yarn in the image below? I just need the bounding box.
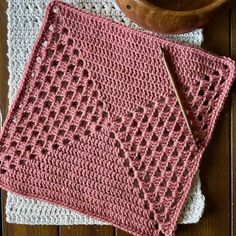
[6,0,205,225]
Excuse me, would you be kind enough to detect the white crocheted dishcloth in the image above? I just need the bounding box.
[6,0,205,225]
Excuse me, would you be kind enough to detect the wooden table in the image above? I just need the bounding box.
[0,1,235,235]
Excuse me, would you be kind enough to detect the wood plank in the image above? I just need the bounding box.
[230,1,236,236]
[0,1,59,236]
[231,88,236,235]
[0,0,8,118]
[59,225,115,236]
[116,229,131,236]
[2,221,59,236]
[176,8,232,236]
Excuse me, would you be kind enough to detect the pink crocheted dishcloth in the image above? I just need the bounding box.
[0,1,235,235]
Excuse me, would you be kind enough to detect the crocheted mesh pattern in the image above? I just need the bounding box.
[2,1,235,235]
[8,0,203,105]
[7,0,204,225]
[6,173,203,225]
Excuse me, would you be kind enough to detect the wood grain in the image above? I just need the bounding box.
[147,0,216,11]
[116,0,231,34]
[0,0,8,118]
[2,223,59,236]
[60,225,115,236]
[116,229,131,236]
[0,0,235,235]
[230,1,236,235]
[231,88,236,235]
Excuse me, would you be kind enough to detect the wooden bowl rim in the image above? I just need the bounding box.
[129,0,229,16]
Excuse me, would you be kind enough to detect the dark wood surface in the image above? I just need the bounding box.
[0,0,235,235]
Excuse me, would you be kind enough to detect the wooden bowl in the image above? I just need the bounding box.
[116,0,231,34]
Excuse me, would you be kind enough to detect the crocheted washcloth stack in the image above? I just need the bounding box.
[7,0,204,225]
[1,1,235,235]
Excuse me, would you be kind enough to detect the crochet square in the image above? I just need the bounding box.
[6,0,204,226]
[0,1,235,235]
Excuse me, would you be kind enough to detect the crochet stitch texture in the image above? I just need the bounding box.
[1,1,235,235]
[6,173,203,225]
[6,0,204,226]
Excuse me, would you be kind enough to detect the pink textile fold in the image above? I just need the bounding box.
[0,1,235,235]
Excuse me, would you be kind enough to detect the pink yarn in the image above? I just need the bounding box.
[0,1,235,235]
